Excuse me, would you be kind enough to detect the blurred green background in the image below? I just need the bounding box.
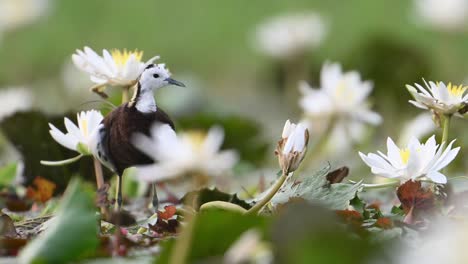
[2,0,468,121]
[0,0,466,184]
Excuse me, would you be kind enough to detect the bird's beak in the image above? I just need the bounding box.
[165,78,186,87]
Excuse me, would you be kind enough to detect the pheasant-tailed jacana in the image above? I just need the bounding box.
[90,63,185,210]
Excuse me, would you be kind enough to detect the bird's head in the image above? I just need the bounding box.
[138,63,185,91]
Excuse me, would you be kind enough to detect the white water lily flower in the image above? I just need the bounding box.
[48,110,103,155]
[0,88,33,120]
[277,120,309,173]
[359,136,460,184]
[0,0,50,33]
[300,62,381,124]
[413,0,468,31]
[254,13,327,59]
[72,46,159,88]
[406,80,467,115]
[299,62,381,152]
[133,124,239,183]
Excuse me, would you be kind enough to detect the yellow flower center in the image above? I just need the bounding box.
[185,131,207,150]
[399,148,410,165]
[335,80,355,101]
[446,82,467,97]
[111,49,143,66]
[80,119,88,138]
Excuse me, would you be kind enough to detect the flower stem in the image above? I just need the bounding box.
[349,180,399,190]
[441,114,452,147]
[246,171,289,215]
[122,86,130,103]
[93,157,104,189]
[93,157,109,216]
[40,154,84,166]
[169,205,196,264]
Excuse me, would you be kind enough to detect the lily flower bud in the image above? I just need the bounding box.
[276,120,309,174]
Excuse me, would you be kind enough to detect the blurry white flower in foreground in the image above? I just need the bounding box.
[300,62,381,152]
[72,46,159,88]
[0,88,33,120]
[276,120,309,174]
[413,0,468,31]
[398,113,436,145]
[133,124,239,183]
[359,136,460,184]
[254,13,326,59]
[0,0,50,33]
[406,80,467,116]
[48,110,103,155]
[396,219,468,264]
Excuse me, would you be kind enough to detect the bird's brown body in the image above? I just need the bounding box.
[98,103,174,176]
[91,62,184,210]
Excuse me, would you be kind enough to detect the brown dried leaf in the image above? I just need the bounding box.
[26,177,56,203]
[149,218,179,234]
[157,205,177,221]
[0,237,27,256]
[335,210,363,228]
[375,217,393,229]
[326,167,350,184]
[0,214,17,238]
[0,191,32,212]
[396,180,435,213]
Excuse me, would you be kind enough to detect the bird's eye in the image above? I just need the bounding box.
[153,74,160,78]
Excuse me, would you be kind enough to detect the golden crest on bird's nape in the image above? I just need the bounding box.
[128,63,174,110]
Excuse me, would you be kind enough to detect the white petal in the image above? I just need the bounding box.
[409,100,429,110]
[202,126,225,155]
[433,146,460,171]
[355,109,382,125]
[426,171,447,184]
[386,137,403,168]
[282,120,292,138]
[64,117,82,140]
[49,124,77,151]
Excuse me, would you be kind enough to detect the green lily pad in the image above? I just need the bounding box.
[18,178,99,264]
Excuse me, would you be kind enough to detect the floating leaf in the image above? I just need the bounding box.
[270,165,362,210]
[272,202,387,264]
[181,188,252,210]
[157,210,270,263]
[26,177,56,203]
[18,178,99,264]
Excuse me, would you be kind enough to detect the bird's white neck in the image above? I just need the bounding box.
[131,83,157,113]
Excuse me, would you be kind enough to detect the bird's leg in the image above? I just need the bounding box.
[152,183,159,212]
[115,174,123,211]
